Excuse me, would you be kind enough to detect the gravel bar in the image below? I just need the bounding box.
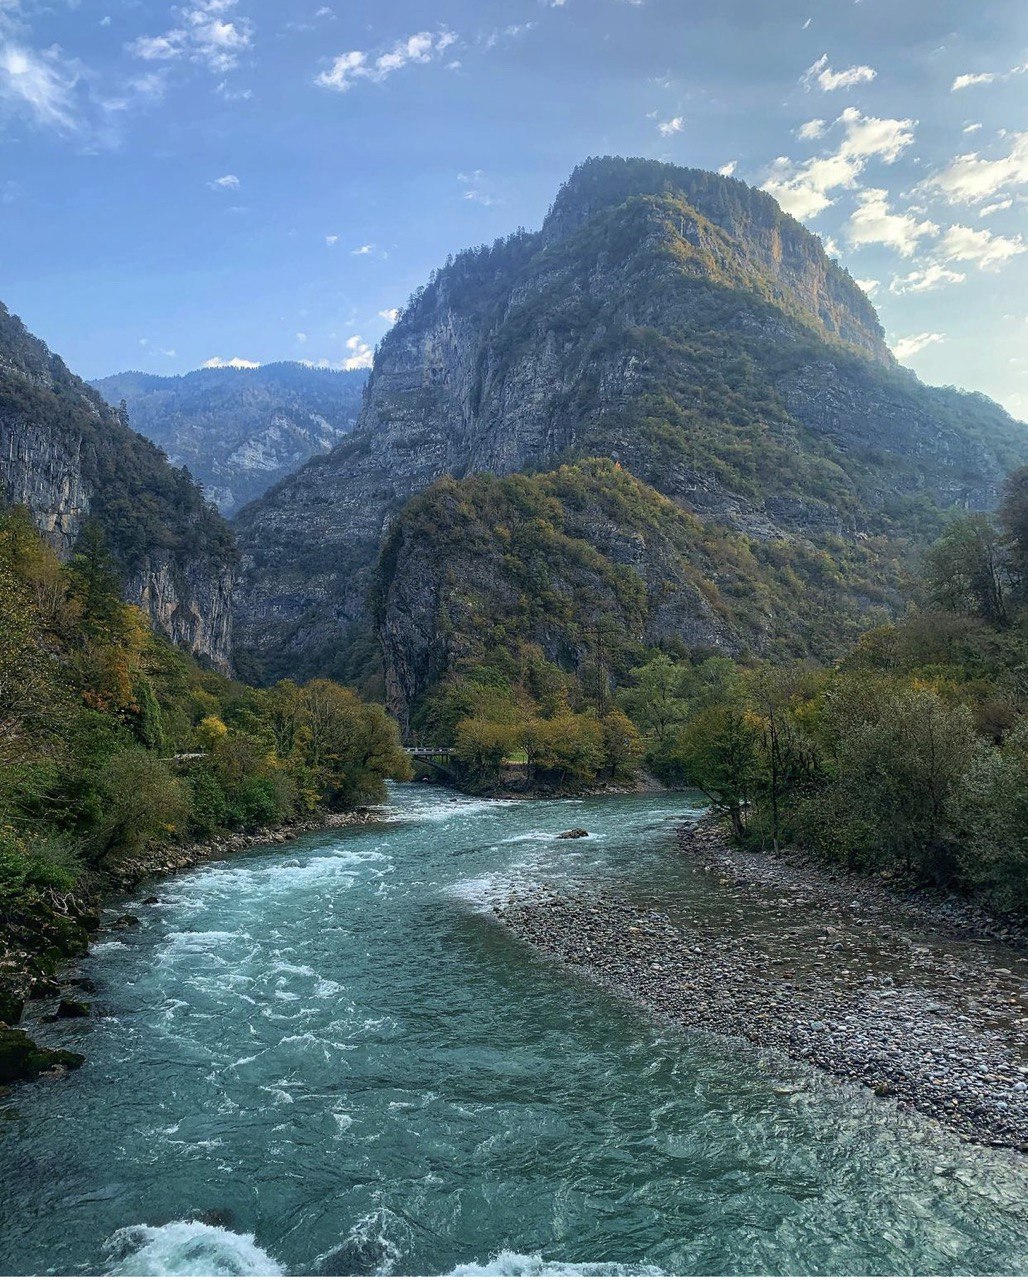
[496,824,1028,1151]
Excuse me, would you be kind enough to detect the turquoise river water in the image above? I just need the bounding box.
[1,784,1027,1276]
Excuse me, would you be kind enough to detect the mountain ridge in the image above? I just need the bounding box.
[231,156,1027,699]
[92,361,367,515]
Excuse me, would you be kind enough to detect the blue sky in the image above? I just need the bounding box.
[0,0,1026,419]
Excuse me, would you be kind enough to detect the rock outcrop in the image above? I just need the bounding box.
[0,301,236,670]
[92,363,367,515]
[233,156,1028,692]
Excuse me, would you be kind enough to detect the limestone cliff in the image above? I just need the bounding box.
[0,302,236,670]
[233,156,1028,693]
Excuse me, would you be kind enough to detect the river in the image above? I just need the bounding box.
[1,785,1027,1276]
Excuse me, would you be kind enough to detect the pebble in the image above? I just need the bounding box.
[498,824,1028,1152]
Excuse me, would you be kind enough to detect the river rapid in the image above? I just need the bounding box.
[1,784,1027,1277]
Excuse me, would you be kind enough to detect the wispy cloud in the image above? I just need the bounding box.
[889,263,965,295]
[0,42,78,130]
[845,188,938,256]
[209,172,239,188]
[351,243,374,255]
[893,332,945,361]
[202,355,260,368]
[924,131,1028,205]
[762,107,915,220]
[457,169,500,206]
[717,160,736,176]
[951,61,1027,91]
[939,223,1025,270]
[129,0,253,75]
[316,30,456,92]
[801,53,876,92]
[656,115,683,137]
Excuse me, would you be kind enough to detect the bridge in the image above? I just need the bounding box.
[405,746,455,762]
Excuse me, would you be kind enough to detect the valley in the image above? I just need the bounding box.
[2,151,1028,1278]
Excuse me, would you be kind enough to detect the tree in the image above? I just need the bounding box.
[674,702,761,838]
[999,465,1028,598]
[924,515,1008,627]
[300,680,410,806]
[600,708,644,780]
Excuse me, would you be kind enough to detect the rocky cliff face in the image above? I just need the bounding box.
[0,302,236,670]
[92,363,366,515]
[233,156,1028,694]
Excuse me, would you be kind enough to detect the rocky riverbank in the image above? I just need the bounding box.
[0,807,383,1085]
[497,824,1028,1151]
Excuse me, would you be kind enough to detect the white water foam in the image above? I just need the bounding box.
[102,1221,282,1276]
[449,1253,664,1277]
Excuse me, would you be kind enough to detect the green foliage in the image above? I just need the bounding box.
[0,509,409,931]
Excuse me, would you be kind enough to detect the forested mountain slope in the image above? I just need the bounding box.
[0,302,235,669]
[233,157,1028,703]
[93,363,366,515]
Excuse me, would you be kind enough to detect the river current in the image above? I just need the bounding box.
[1,785,1027,1277]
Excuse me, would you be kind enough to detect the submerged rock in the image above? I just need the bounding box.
[55,998,90,1020]
[0,1028,84,1083]
[557,829,589,840]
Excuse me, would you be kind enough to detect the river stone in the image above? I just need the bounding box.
[55,999,90,1019]
[0,1028,84,1083]
[557,829,589,839]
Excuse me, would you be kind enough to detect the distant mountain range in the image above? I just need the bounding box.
[231,156,1028,717]
[92,363,367,516]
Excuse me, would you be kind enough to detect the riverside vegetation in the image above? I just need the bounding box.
[0,507,409,1082]
[417,464,1028,917]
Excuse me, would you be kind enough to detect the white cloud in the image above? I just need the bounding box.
[295,332,307,342]
[379,308,399,323]
[656,115,683,137]
[457,169,500,206]
[202,355,261,368]
[893,332,945,361]
[316,29,455,92]
[939,223,1025,270]
[845,188,938,256]
[483,23,535,51]
[0,42,78,130]
[717,160,736,176]
[325,234,338,245]
[129,1,252,74]
[979,198,1012,218]
[797,117,826,140]
[209,172,239,188]
[352,243,374,255]
[802,53,876,92]
[762,107,915,221]
[925,131,1028,205]
[889,264,966,295]
[952,62,1027,92]
[854,277,879,296]
[952,72,996,91]
[342,334,373,370]
[963,122,983,133]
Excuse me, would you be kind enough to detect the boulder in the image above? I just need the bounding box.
[55,999,90,1019]
[0,1028,84,1083]
[557,828,589,840]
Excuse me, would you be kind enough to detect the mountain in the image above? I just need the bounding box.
[92,362,367,515]
[0,301,235,669]
[233,156,1028,710]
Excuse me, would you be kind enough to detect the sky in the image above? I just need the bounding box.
[0,0,1026,420]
